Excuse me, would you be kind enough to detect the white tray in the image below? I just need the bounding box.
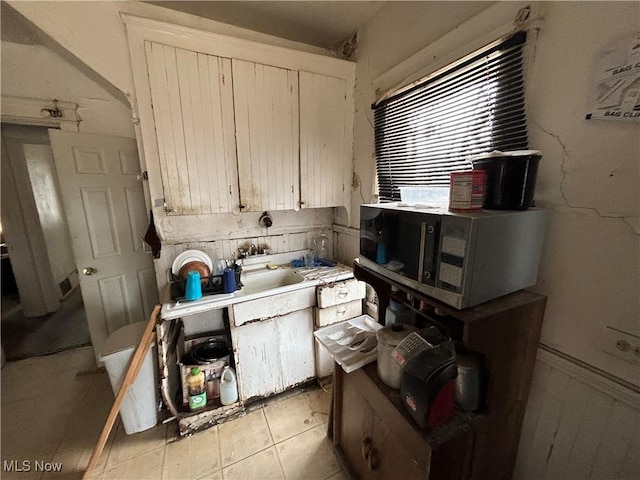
[313,314,382,373]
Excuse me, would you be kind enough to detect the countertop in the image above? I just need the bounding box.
[160,262,354,320]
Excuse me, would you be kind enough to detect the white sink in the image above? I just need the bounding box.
[240,268,305,295]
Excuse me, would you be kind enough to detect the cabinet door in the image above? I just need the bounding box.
[277,308,315,389]
[232,59,299,212]
[232,308,315,402]
[233,318,281,402]
[145,42,239,215]
[299,71,351,209]
[340,371,375,479]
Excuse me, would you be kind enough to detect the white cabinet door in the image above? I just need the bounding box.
[232,59,300,212]
[145,42,239,215]
[277,308,315,390]
[299,71,352,209]
[232,307,314,402]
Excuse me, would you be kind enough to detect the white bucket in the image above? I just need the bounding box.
[100,322,158,435]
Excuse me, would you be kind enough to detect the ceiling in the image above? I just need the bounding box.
[147,1,386,50]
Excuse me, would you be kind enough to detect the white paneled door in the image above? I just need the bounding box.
[49,130,159,360]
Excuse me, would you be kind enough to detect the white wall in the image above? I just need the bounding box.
[349,1,639,387]
[5,2,340,282]
[7,0,330,101]
[1,41,135,138]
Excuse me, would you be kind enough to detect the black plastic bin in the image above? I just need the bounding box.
[471,150,542,210]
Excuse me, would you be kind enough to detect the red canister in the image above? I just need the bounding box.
[449,170,486,211]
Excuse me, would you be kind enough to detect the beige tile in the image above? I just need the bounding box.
[304,386,333,426]
[196,470,223,480]
[263,393,316,443]
[105,422,168,468]
[163,427,221,479]
[275,425,341,480]
[218,410,273,467]
[102,445,165,480]
[222,447,284,480]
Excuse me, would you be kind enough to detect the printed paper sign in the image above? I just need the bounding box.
[586,32,640,121]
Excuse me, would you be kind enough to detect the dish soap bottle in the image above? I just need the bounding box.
[187,367,206,411]
[219,366,238,406]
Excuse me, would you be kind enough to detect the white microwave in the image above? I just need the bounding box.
[359,203,547,309]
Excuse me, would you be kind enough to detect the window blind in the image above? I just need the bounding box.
[374,31,528,202]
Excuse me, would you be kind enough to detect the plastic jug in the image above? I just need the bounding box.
[219,366,238,406]
[223,268,236,293]
[184,271,203,301]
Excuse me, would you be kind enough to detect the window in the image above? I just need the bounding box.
[373,31,528,202]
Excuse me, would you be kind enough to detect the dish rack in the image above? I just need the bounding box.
[169,269,243,301]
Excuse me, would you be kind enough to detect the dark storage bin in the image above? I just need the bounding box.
[471,150,542,210]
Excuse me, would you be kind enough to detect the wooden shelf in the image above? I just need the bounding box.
[332,260,547,480]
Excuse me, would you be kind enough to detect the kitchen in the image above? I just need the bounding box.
[1,1,638,479]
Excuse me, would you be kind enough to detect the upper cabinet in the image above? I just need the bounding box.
[233,60,300,212]
[299,71,352,210]
[124,15,355,219]
[145,42,239,215]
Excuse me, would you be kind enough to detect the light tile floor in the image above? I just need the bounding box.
[1,346,349,480]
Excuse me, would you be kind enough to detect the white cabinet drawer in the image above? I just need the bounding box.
[231,287,316,327]
[317,279,366,308]
[315,300,363,328]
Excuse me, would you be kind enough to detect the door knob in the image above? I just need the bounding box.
[82,267,97,275]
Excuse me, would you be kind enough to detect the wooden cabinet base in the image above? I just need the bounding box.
[334,364,476,480]
[331,261,548,480]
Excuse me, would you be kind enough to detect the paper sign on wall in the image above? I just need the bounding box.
[586,32,640,121]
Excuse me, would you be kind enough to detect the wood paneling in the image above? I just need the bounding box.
[514,351,640,480]
[299,71,349,209]
[232,59,299,212]
[145,42,238,215]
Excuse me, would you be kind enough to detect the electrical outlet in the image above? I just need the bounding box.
[602,326,640,364]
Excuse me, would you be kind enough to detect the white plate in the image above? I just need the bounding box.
[171,250,213,276]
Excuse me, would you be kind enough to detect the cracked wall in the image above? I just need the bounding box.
[524,2,639,386]
[349,1,639,386]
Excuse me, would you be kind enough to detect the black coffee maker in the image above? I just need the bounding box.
[395,326,457,429]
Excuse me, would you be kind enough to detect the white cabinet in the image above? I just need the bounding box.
[299,71,352,210]
[231,307,315,402]
[126,16,356,220]
[144,42,239,215]
[233,60,300,212]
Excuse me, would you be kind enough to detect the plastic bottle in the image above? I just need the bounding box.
[219,366,238,406]
[187,367,207,411]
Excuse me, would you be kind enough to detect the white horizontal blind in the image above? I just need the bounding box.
[374,31,528,202]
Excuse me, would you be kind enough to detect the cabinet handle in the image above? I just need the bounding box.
[368,447,380,470]
[361,437,372,460]
[338,289,349,299]
[336,306,347,316]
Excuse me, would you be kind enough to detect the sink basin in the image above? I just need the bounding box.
[240,268,305,295]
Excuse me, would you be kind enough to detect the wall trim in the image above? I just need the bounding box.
[121,13,355,78]
[1,96,79,131]
[537,344,640,410]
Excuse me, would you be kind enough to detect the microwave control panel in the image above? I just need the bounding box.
[436,222,470,293]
